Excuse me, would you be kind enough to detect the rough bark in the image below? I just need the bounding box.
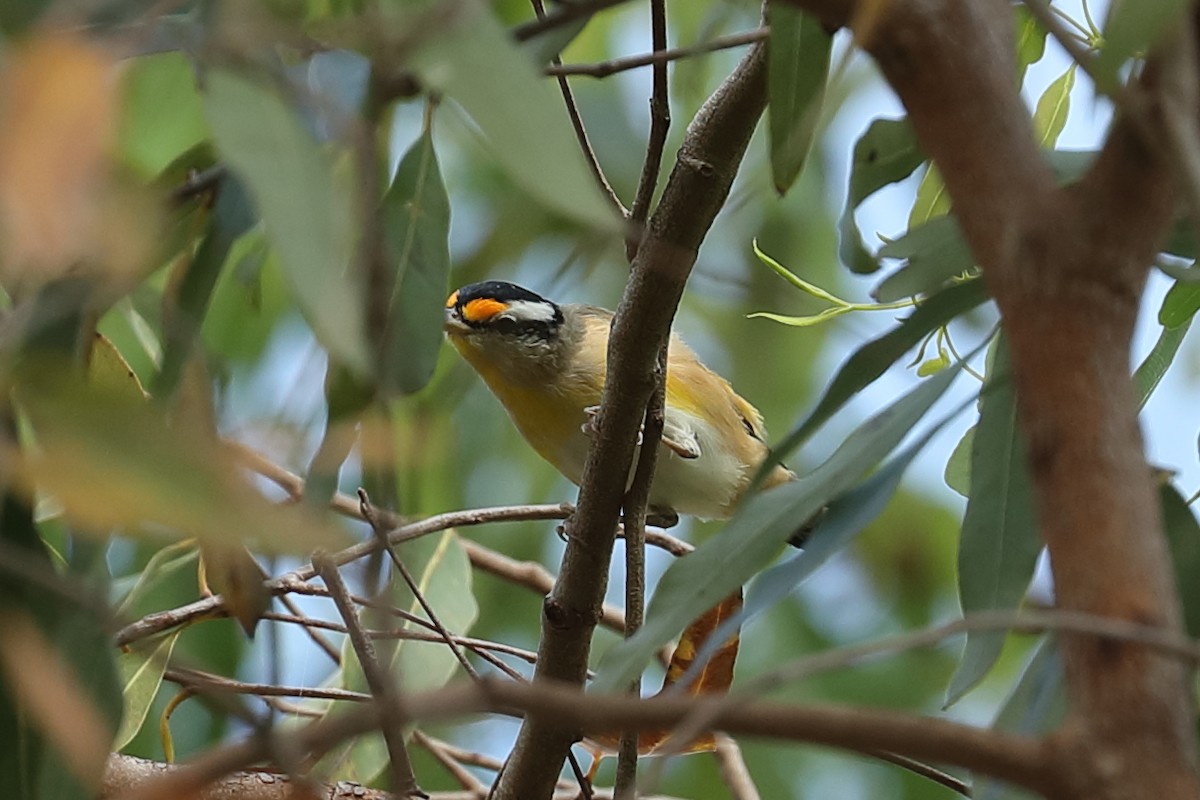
[780,1,1200,797]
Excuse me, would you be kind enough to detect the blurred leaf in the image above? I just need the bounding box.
[1159,278,1200,329]
[90,332,149,402]
[1033,65,1076,148]
[203,70,368,372]
[118,51,208,179]
[521,17,589,64]
[0,33,125,292]
[410,2,618,230]
[592,359,968,693]
[1013,5,1049,83]
[113,632,180,750]
[155,176,257,398]
[1161,483,1200,636]
[332,530,478,783]
[908,165,951,228]
[381,130,452,395]
[838,118,925,273]
[1098,0,1189,89]
[1134,320,1191,410]
[14,365,347,554]
[974,641,1065,800]
[199,544,269,637]
[115,541,199,618]
[768,279,988,471]
[873,215,974,302]
[202,232,287,364]
[944,425,975,497]
[767,5,832,195]
[947,338,1042,706]
[0,0,53,35]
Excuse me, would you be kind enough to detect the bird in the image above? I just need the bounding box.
[443,280,795,521]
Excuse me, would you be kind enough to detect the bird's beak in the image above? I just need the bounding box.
[444,307,470,335]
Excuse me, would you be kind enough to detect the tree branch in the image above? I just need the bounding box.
[777,1,1200,797]
[493,44,769,800]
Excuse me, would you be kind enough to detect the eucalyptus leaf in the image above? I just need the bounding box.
[873,215,974,302]
[381,130,451,395]
[767,4,832,194]
[1159,279,1200,329]
[204,70,368,372]
[946,338,1042,706]
[592,358,968,693]
[113,632,180,750]
[838,118,925,274]
[409,1,618,230]
[1033,65,1076,148]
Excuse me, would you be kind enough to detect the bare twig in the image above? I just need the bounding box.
[360,489,480,681]
[625,0,672,261]
[865,750,971,798]
[530,0,628,218]
[413,730,489,798]
[164,666,370,703]
[313,554,423,798]
[274,592,341,665]
[711,734,761,800]
[547,28,768,79]
[169,165,225,207]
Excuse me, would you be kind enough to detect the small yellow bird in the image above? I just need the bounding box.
[444,281,795,520]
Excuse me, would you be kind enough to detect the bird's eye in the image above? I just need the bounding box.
[491,316,520,334]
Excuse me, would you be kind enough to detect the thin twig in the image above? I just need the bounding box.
[169,165,225,206]
[711,734,762,800]
[275,592,341,665]
[313,554,424,798]
[625,0,671,261]
[865,749,971,798]
[529,0,628,218]
[164,666,371,703]
[360,489,481,681]
[414,730,490,798]
[547,28,768,78]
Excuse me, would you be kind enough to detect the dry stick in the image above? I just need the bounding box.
[625,0,671,262]
[164,666,371,704]
[711,734,762,800]
[614,351,666,799]
[529,0,628,218]
[359,489,481,682]
[413,730,490,798]
[864,750,970,798]
[493,44,770,800]
[547,28,768,79]
[313,554,424,799]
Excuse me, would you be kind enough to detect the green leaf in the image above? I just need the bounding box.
[1033,65,1076,148]
[944,425,975,498]
[767,5,832,195]
[381,130,451,395]
[1098,0,1190,90]
[115,541,199,618]
[946,337,1042,706]
[113,632,180,750]
[15,365,347,555]
[1134,320,1192,409]
[675,408,971,686]
[1161,483,1200,637]
[1013,5,1049,84]
[908,164,952,228]
[203,70,368,372]
[838,118,925,274]
[1159,278,1200,329]
[873,215,974,302]
[409,3,618,230]
[521,17,589,64]
[592,359,968,693]
[331,531,478,783]
[768,278,988,471]
[154,175,257,398]
[974,641,1065,800]
[118,51,209,179]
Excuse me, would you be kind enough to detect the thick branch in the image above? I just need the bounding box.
[778,1,1200,797]
[493,44,769,800]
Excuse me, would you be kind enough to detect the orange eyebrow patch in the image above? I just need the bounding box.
[463,297,508,323]
[445,290,459,309]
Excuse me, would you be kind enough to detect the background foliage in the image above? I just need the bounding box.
[0,1,1197,799]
